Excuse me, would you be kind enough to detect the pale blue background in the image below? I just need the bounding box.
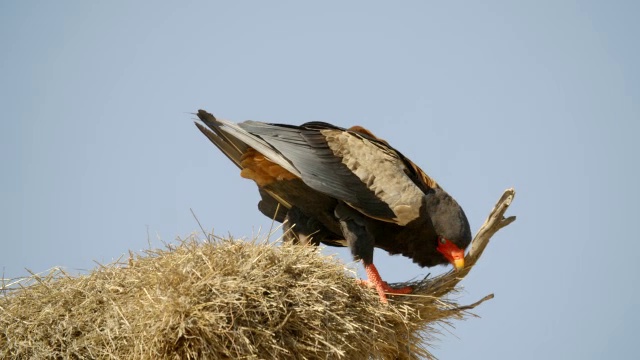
[2,1,638,358]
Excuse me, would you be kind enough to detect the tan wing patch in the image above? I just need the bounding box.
[349,126,439,190]
[240,148,298,187]
[405,159,438,189]
[321,129,424,226]
[347,125,389,145]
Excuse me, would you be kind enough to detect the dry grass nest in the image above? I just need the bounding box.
[1,188,517,360]
[0,234,491,360]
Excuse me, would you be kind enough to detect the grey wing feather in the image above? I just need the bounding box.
[195,110,249,168]
[196,110,295,218]
[196,110,423,225]
[196,111,300,177]
[237,121,397,221]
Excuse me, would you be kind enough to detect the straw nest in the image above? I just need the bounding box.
[1,189,515,359]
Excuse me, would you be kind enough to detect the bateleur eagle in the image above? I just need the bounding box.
[195,110,471,303]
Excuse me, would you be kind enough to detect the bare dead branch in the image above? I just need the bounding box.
[405,188,516,298]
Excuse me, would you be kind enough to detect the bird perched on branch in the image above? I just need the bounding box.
[195,110,471,303]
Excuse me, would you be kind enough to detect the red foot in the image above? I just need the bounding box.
[362,263,413,303]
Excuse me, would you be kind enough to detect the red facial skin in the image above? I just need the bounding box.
[436,237,465,270]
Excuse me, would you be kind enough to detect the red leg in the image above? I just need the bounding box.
[362,263,413,303]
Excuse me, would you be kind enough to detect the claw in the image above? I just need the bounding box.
[362,263,413,303]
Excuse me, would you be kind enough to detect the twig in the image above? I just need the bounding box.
[454,293,495,312]
[190,208,210,241]
[414,188,516,298]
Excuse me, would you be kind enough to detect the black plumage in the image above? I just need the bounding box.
[195,110,471,302]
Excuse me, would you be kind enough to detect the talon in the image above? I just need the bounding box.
[357,279,412,294]
[363,263,413,303]
[380,282,413,295]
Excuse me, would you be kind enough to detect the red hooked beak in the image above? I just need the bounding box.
[436,237,465,270]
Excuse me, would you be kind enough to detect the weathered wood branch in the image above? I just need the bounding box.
[405,188,516,300]
[465,188,517,268]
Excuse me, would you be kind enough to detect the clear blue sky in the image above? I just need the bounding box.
[2,1,638,359]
